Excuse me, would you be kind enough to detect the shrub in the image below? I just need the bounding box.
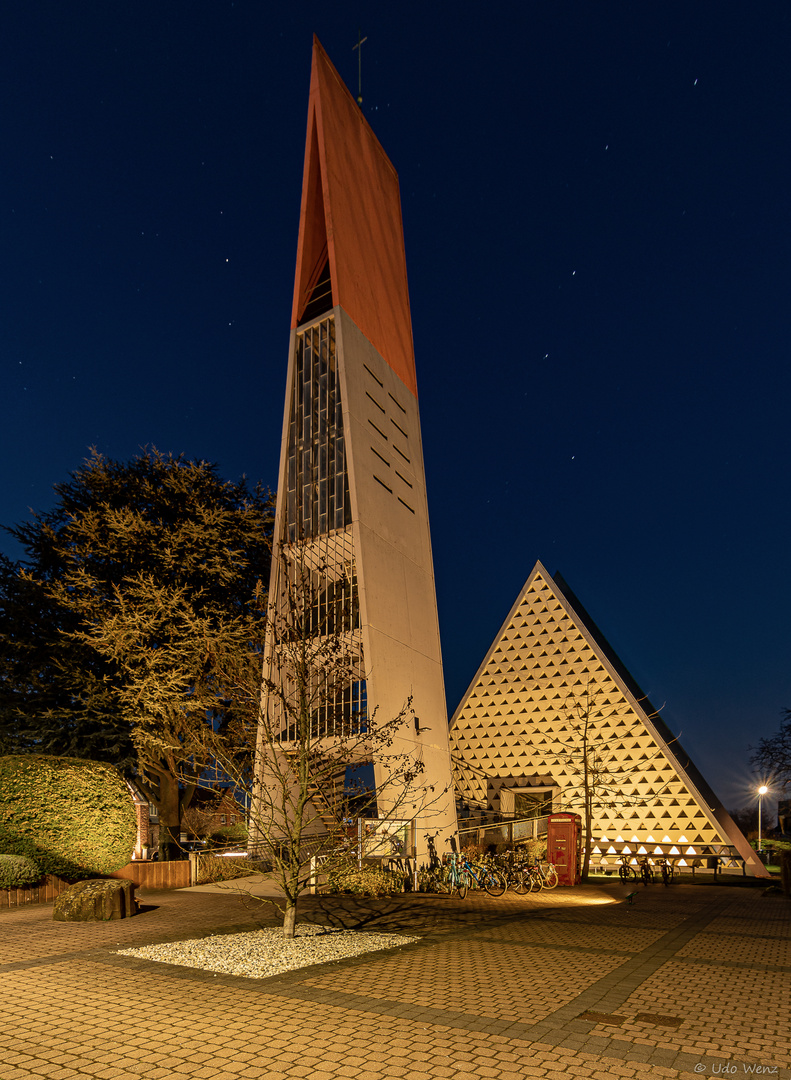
[0,853,41,889]
[326,860,404,897]
[417,867,444,893]
[208,823,248,847]
[196,855,262,884]
[0,755,137,879]
[517,838,547,862]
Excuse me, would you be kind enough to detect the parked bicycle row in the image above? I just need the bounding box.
[618,852,676,886]
[418,836,558,898]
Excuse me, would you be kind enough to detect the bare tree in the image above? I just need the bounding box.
[751,708,791,792]
[542,684,677,881]
[194,543,447,937]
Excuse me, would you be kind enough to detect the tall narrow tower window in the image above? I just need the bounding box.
[286,316,350,541]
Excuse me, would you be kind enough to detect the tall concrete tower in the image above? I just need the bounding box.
[251,39,457,858]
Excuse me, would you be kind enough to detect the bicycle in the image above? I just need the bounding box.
[445,851,471,898]
[496,852,535,895]
[529,860,559,890]
[418,836,469,897]
[618,855,639,883]
[459,854,507,897]
[659,857,675,886]
[511,861,537,894]
[638,855,654,885]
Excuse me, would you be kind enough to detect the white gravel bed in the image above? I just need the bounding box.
[116,924,421,979]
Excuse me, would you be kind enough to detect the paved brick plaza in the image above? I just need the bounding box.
[1,881,788,1079]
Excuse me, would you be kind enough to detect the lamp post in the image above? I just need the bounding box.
[757,785,768,852]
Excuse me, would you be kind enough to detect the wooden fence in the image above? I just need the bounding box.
[1,859,190,909]
[110,860,190,890]
[0,874,72,909]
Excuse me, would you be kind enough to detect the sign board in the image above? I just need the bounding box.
[357,818,412,860]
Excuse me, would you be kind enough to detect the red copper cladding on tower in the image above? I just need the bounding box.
[291,37,417,397]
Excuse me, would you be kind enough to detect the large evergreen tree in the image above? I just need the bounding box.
[0,448,274,854]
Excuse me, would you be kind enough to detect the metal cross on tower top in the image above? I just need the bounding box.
[353,30,367,106]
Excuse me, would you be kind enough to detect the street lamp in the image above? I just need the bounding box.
[757,785,769,851]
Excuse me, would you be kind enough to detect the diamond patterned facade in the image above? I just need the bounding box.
[450,561,764,875]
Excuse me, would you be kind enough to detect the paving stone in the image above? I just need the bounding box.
[2,883,790,1080]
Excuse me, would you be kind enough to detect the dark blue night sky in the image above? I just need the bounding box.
[2,2,789,812]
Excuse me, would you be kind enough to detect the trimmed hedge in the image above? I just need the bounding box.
[0,853,41,888]
[0,755,137,879]
[326,860,404,897]
[196,855,262,884]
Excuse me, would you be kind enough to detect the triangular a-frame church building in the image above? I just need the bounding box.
[250,39,457,858]
[450,561,764,875]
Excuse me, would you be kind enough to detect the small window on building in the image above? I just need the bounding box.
[220,815,227,825]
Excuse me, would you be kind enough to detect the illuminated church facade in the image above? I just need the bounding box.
[251,39,761,877]
[449,561,765,876]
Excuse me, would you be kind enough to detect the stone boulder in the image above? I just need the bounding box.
[53,878,136,921]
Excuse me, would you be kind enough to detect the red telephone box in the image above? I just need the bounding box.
[547,813,582,886]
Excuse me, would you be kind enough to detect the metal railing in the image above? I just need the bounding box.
[591,839,748,874]
[458,814,549,849]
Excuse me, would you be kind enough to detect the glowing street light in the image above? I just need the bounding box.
[757,785,769,851]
